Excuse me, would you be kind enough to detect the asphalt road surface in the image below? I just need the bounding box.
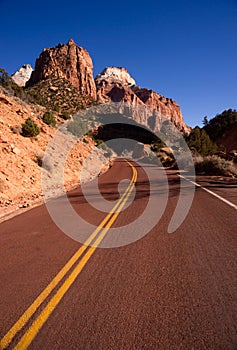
[0,159,237,350]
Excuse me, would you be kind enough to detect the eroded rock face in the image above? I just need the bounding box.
[11,64,33,87]
[27,39,97,99]
[95,67,190,134]
[132,87,190,133]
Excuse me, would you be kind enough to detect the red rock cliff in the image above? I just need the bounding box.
[95,67,190,134]
[27,39,97,100]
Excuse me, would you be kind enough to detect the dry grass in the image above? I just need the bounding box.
[193,155,237,177]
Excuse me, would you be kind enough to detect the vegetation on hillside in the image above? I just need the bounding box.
[61,110,71,120]
[26,77,96,114]
[193,155,237,177]
[185,110,237,176]
[185,126,217,156]
[203,109,237,141]
[21,117,40,137]
[0,68,97,116]
[42,111,56,127]
[0,68,33,102]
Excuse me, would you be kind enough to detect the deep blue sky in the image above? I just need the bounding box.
[1,0,236,126]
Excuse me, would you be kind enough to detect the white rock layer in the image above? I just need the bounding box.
[95,67,136,86]
[12,64,33,87]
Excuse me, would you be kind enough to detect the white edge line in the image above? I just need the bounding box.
[179,175,237,210]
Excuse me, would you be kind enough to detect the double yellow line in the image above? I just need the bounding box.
[0,160,137,350]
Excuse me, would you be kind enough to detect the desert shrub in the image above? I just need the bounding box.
[61,110,71,120]
[54,105,60,113]
[21,118,40,137]
[27,89,45,106]
[193,155,237,176]
[42,111,56,127]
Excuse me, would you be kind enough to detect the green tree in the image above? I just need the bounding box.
[204,109,237,141]
[21,118,40,137]
[42,111,56,127]
[202,116,208,126]
[186,126,217,156]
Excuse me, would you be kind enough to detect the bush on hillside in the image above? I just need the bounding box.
[25,77,96,114]
[42,111,56,127]
[193,155,237,177]
[21,117,40,137]
[203,109,237,141]
[61,110,71,120]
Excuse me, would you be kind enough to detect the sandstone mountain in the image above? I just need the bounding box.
[26,39,97,100]
[22,39,189,134]
[11,64,33,87]
[95,67,190,134]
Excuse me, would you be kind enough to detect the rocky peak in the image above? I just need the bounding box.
[26,39,97,99]
[68,38,75,45]
[11,64,33,87]
[95,67,136,87]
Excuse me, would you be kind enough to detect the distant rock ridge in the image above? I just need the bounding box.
[11,64,33,87]
[26,39,97,99]
[95,66,190,133]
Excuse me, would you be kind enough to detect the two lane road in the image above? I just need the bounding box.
[0,159,237,349]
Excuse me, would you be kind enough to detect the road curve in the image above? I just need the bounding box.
[0,159,237,350]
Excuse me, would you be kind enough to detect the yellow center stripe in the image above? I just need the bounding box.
[0,160,137,350]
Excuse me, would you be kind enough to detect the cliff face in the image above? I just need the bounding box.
[27,39,97,99]
[95,67,190,134]
[132,87,189,133]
